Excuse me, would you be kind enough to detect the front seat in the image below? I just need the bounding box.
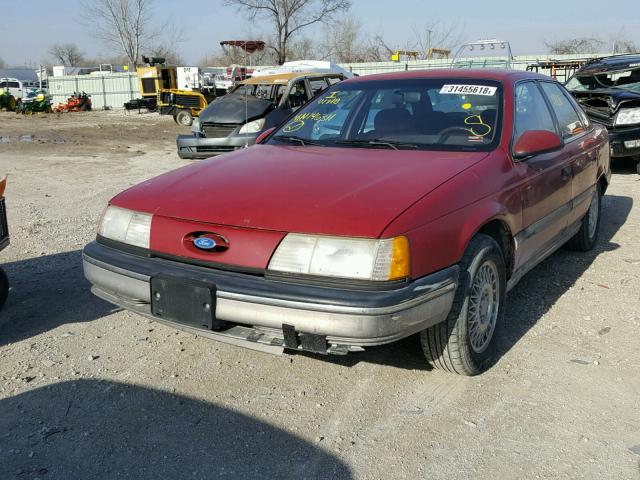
[370,107,413,136]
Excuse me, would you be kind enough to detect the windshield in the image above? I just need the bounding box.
[229,84,280,102]
[268,78,502,152]
[566,67,640,92]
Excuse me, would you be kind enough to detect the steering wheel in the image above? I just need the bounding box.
[437,126,472,142]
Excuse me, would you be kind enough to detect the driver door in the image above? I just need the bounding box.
[512,81,573,270]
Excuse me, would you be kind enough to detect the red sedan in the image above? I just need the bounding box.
[83,69,610,375]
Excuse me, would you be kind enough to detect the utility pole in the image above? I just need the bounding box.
[428,30,433,60]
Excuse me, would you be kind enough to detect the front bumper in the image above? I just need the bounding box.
[82,241,457,355]
[606,125,640,158]
[176,134,257,159]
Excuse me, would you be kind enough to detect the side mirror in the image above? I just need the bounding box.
[513,130,562,159]
[256,127,276,145]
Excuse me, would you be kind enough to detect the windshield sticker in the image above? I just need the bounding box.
[440,84,497,96]
[464,114,492,137]
[283,119,305,133]
[282,111,338,133]
[461,102,472,110]
[318,91,341,105]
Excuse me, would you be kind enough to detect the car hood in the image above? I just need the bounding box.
[112,145,489,238]
[199,95,274,124]
[571,88,640,123]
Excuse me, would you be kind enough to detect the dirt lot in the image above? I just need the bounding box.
[0,111,639,480]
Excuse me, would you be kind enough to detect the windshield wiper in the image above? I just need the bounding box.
[334,139,418,150]
[272,135,322,146]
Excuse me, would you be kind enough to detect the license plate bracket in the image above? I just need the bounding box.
[150,276,221,330]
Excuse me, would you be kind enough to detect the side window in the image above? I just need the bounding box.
[287,80,308,109]
[9,82,20,89]
[308,78,329,97]
[514,82,557,142]
[539,82,585,138]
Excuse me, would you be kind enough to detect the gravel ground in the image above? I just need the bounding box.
[0,111,639,480]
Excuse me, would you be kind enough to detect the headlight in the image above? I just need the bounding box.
[268,234,410,281]
[615,108,640,126]
[98,205,152,249]
[191,117,201,134]
[239,118,265,134]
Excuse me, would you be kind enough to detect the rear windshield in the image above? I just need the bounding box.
[566,67,640,92]
[268,78,502,152]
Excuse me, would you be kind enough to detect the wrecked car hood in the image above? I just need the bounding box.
[571,88,640,125]
[198,95,274,124]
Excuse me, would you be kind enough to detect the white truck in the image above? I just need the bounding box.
[0,78,25,101]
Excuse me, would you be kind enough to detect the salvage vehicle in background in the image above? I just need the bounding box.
[176,71,346,159]
[565,54,640,173]
[0,89,17,111]
[16,90,52,114]
[0,78,25,101]
[84,70,610,375]
[0,176,9,309]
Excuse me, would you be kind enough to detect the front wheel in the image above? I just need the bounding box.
[175,110,193,126]
[420,234,506,375]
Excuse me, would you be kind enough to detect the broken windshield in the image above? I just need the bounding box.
[566,67,640,92]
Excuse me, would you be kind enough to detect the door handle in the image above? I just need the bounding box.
[560,166,571,181]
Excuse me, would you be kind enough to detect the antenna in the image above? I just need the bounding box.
[244,44,249,148]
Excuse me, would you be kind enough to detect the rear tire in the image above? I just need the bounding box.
[420,234,506,375]
[566,184,601,252]
[175,110,193,126]
[0,267,8,310]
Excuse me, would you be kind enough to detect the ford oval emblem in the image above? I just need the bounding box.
[193,237,217,250]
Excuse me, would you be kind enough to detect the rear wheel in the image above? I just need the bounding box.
[566,184,601,251]
[0,267,8,310]
[420,234,506,375]
[175,110,193,126]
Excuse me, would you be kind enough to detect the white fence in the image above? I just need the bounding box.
[48,73,138,110]
[47,53,607,110]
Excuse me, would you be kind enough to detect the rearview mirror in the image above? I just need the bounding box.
[513,130,562,159]
[256,127,276,144]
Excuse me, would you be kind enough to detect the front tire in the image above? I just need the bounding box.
[566,184,601,252]
[420,234,506,375]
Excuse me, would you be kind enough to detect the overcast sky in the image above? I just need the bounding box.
[1,0,638,66]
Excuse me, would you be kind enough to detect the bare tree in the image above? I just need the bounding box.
[321,17,373,63]
[82,0,155,67]
[48,43,86,66]
[544,37,605,55]
[287,37,317,61]
[411,21,463,59]
[611,35,639,54]
[223,0,351,64]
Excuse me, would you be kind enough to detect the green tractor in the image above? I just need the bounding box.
[16,90,52,114]
[0,89,17,111]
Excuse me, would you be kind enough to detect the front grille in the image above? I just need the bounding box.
[175,95,201,108]
[196,146,239,153]
[0,197,8,241]
[202,123,239,138]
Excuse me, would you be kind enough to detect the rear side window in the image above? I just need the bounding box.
[9,82,19,88]
[309,78,329,96]
[539,82,585,138]
[514,82,557,142]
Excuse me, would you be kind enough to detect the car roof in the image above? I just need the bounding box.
[578,54,640,75]
[242,72,341,85]
[344,68,550,84]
